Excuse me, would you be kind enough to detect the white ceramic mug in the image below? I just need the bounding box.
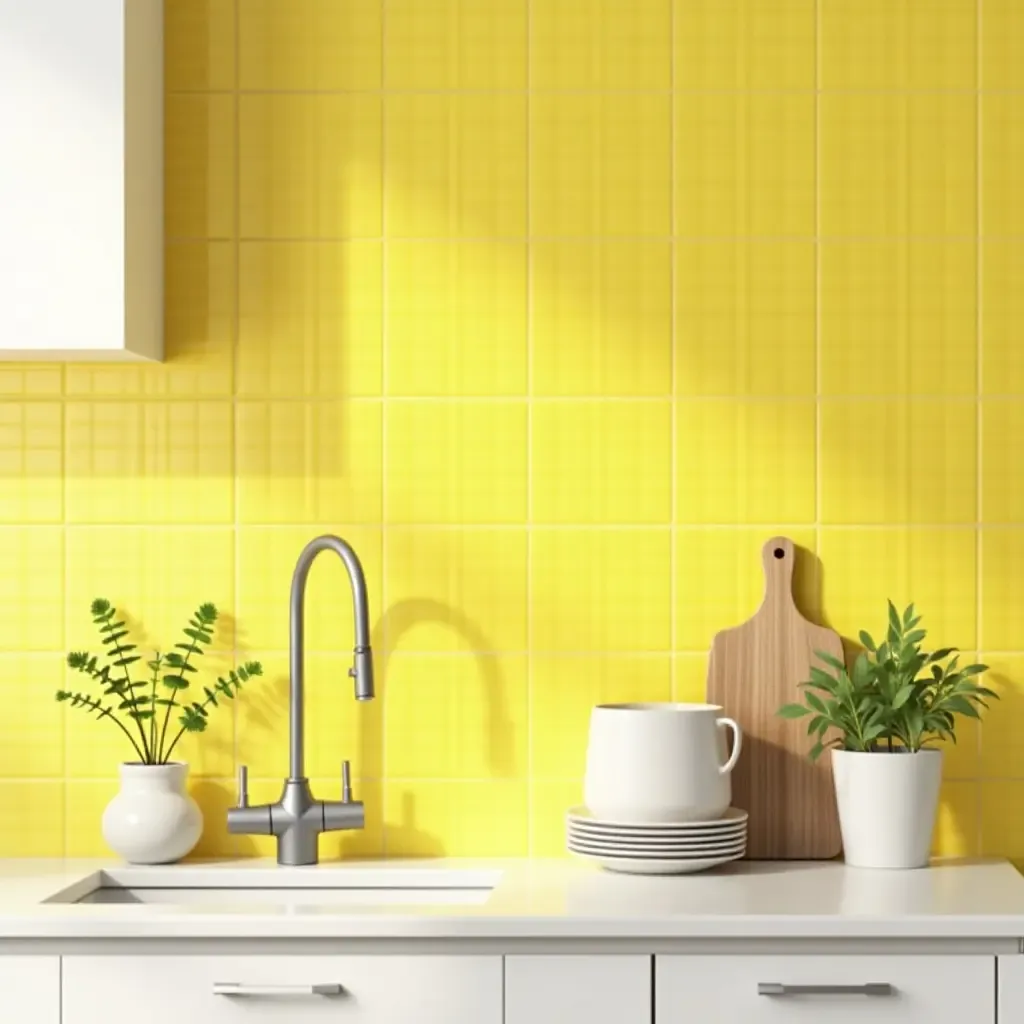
[583,703,742,823]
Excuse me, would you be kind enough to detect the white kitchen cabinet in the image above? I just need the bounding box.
[999,955,1024,1019]
[0,0,162,360]
[656,955,994,1022]
[0,955,59,1023]
[505,955,651,1024]
[62,955,502,1023]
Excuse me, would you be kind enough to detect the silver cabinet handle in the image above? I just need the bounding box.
[758,983,894,998]
[214,982,344,998]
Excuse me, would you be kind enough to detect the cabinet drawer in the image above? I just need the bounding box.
[656,956,994,1023]
[62,955,502,1024]
[0,956,59,1024]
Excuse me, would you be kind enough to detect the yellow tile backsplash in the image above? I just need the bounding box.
[1,0,1022,863]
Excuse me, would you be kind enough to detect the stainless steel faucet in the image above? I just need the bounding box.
[227,535,375,865]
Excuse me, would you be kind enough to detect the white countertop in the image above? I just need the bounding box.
[1,857,1024,941]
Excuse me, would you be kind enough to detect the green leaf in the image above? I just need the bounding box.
[804,690,827,715]
[90,598,112,618]
[203,687,219,707]
[809,742,825,762]
[904,629,926,646]
[112,655,141,668]
[816,651,847,674]
[162,674,189,691]
[858,630,876,652]
[778,703,811,719]
[902,603,916,628]
[888,600,902,635]
[892,683,916,709]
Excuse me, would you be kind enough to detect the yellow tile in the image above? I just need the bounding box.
[0,403,62,524]
[983,243,1024,395]
[240,0,381,89]
[0,528,63,651]
[385,654,527,780]
[0,655,64,778]
[0,365,62,398]
[385,781,528,856]
[675,400,816,524]
[673,0,815,89]
[820,93,976,238]
[384,528,527,653]
[821,401,977,525]
[385,0,527,89]
[237,652,382,780]
[240,779,384,860]
[983,0,1024,89]
[66,243,235,398]
[240,95,382,239]
[676,242,815,396]
[188,780,246,859]
[674,653,709,699]
[820,242,977,395]
[934,714,980,782]
[65,527,235,651]
[238,243,382,398]
[531,654,671,778]
[982,531,1024,651]
[933,781,979,858]
[675,93,815,238]
[531,0,671,89]
[166,95,236,239]
[979,656,1024,778]
[385,95,526,239]
[532,529,671,652]
[531,93,671,238]
[65,780,117,857]
[237,526,382,651]
[386,402,527,524]
[236,401,382,524]
[531,401,671,524]
[165,0,236,91]
[0,782,64,857]
[983,403,1024,522]
[532,242,671,397]
[386,242,527,397]
[65,402,233,524]
[821,0,976,90]
[983,95,1024,238]
[674,528,819,650]
[982,781,1024,861]
[819,528,977,652]
[531,779,582,857]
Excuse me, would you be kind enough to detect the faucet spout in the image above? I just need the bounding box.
[289,534,375,781]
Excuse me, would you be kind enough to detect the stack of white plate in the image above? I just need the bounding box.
[567,806,748,875]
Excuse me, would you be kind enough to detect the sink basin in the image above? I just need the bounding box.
[46,867,502,909]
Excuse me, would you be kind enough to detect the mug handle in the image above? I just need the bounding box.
[716,717,742,775]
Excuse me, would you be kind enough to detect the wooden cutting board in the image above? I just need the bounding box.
[706,537,843,859]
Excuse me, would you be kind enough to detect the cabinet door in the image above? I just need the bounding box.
[0,955,59,1023]
[656,955,994,1022]
[62,955,502,1024]
[999,955,1024,1019]
[506,955,651,1024]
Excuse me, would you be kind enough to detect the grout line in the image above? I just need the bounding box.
[380,0,389,860]
[166,233,1001,244]
[814,0,823,566]
[164,86,1024,97]
[669,0,678,699]
[976,0,985,857]
[231,0,242,798]
[525,0,534,859]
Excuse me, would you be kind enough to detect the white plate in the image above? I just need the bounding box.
[568,830,746,853]
[569,847,745,875]
[570,820,747,841]
[568,806,748,831]
[568,838,746,858]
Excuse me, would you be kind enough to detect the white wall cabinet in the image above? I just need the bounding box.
[0,0,162,360]
[656,955,995,1023]
[62,954,502,1023]
[505,955,651,1024]
[0,955,59,1023]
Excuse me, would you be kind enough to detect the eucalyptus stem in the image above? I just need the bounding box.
[101,613,151,762]
[148,654,161,762]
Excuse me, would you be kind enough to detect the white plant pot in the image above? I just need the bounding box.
[102,762,202,865]
[832,748,943,869]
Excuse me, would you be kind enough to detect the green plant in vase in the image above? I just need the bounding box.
[777,601,996,869]
[56,598,263,864]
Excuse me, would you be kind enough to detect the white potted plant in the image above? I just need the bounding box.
[58,599,262,865]
[779,602,995,869]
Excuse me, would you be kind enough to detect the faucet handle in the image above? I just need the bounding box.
[237,765,249,808]
[341,760,353,804]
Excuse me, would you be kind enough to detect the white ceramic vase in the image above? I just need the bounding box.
[832,748,943,869]
[102,762,202,865]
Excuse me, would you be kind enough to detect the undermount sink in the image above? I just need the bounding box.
[45,867,502,909]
